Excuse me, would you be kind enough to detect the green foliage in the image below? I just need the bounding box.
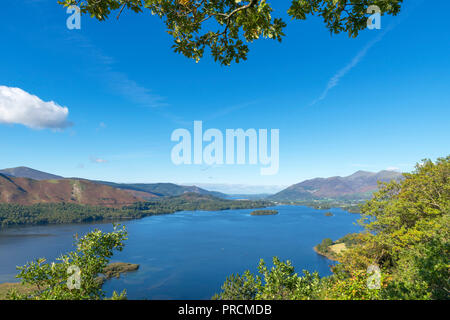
[212,270,261,300]
[214,257,322,300]
[58,0,404,65]
[314,233,361,261]
[324,269,383,300]
[8,225,128,300]
[316,237,333,253]
[383,233,449,300]
[337,233,360,246]
[0,195,271,227]
[350,156,449,299]
[256,257,322,300]
[288,0,403,37]
[0,203,136,227]
[337,156,450,299]
[280,199,364,213]
[216,156,449,300]
[127,194,272,215]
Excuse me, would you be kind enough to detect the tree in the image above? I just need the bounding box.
[58,0,404,65]
[215,156,449,300]
[317,237,333,252]
[339,156,449,299]
[8,225,128,300]
[212,270,261,300]
[213,257,323,300]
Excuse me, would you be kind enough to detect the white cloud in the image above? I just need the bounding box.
[386,166,400,172]
[90,156,108,164]
[0,86,71,129]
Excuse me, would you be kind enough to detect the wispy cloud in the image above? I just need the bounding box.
[204,101,259,121]
[310,24,397,106]
[96,122,107,131]
[90,156,108,164]
[65,33,166,108]
[105,71,167,108]
[108,151,154,160]
[308,0,426,106]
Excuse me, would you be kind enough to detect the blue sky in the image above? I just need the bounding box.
[0,0,449,188]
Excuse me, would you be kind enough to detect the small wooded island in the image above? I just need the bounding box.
[250,210,278,216]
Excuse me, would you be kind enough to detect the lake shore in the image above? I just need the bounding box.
[0,205,361,299]
[0,262,139,300]
[313,246,339,261]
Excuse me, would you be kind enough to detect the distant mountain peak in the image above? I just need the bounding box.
[0,175,142,206]
[0,166,227,200]
[347,170,374,178]
[0,167,64,181]
[269,170,403,201]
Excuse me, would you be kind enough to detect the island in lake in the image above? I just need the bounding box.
[250,209,278,216]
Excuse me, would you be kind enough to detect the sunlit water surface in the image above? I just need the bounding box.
[0,205,361,299]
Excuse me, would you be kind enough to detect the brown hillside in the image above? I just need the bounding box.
[0,174,145,207]
[270,170,404,200]
[122,189,159,200]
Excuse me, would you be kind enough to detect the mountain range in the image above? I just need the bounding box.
[0,167,404,205]
[192,183,287,195]
[0,174,142,206]
[0,167,64,180]
[269,170,403,201]
[94,181,226,199]
[0,167,226,204]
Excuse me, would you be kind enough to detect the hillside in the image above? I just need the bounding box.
[0,167,226,199]
[0,174,143,207]
[269,170,403,201]
[0,167,64,180]
[0,192,272,227]
[94,181,227,198]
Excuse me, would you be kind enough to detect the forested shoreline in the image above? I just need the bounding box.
[0,194,271,227]
[214,157,449,300]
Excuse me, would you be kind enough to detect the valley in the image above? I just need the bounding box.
[0,166,404,226]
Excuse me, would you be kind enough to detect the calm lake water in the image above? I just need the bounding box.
[0,205,361,299]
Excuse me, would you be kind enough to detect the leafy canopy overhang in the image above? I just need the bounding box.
[59,0,404,65]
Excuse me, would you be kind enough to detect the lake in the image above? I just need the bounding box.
[0,205,361,299]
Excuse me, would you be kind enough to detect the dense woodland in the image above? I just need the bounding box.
[0,193,271,227]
